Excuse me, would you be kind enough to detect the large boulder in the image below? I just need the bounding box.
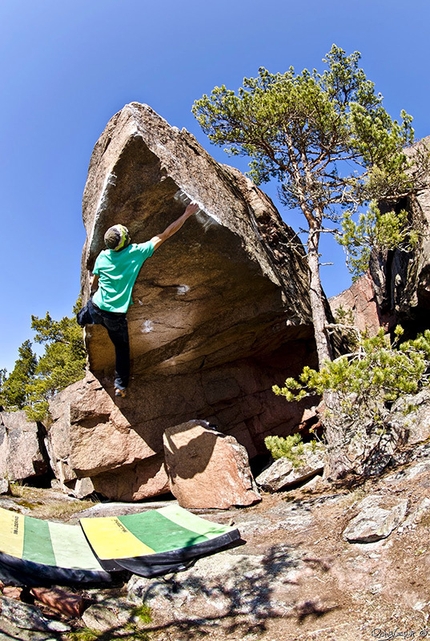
[48,103,319,501]
[46,373,170,501]
[81,104,313,377]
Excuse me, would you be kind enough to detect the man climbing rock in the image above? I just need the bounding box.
[78,201,199,397]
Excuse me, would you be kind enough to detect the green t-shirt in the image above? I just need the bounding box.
[92,240,155,313]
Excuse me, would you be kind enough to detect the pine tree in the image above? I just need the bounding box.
[25,308,86,420]
[0,304,86,421]
[193,45,426,367]
[0,340,37,410]
[273,327,430,426]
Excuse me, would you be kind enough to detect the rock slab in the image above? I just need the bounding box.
[343,494,409,543]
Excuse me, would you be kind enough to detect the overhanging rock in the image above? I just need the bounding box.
[57,103,319,501]
[81,102,312,377]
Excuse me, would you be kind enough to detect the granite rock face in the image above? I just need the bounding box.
[0,411,49,482]
[49,103,319,501]
[329,273,394,337]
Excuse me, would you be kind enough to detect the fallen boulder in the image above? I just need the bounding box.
[163,420,261,509]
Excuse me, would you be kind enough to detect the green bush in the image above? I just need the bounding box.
[273,326,430,425]
[264,433,321,467]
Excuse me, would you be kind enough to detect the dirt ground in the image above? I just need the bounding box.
[138,448,430,641]
[1,446,430,641]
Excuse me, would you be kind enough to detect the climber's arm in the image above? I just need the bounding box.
[151,202,199,251]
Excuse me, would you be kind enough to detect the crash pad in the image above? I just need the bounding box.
[80,503,241,576]
[0,504,241,586]
[0,506,112,586]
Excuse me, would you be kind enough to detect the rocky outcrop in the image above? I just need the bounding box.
[46,103,320,501]
[369,137,430,333]
[329,272,394,336]
[0,411,49,482]
[163,420,260,509]
[329,139,430,338]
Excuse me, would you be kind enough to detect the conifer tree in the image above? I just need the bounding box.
[0,305,86,420]
[0,340,37,410]
[193,45,424,367]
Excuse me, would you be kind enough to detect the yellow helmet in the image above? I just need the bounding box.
[104,224,131,251]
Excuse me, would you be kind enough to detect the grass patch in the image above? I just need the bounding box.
[66,629,100,641]
[131,603,152,624]
[8,484,96,520]
[66,627,151,641]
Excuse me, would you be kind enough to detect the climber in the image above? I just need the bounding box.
[77,202,199,397]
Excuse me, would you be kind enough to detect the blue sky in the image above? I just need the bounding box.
[1,0,429,373]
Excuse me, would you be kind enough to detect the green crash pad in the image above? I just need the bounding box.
[0,504,241,586]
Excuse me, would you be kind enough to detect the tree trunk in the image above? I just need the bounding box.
[307,228,333,367]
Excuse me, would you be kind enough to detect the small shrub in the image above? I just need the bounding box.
[264,433,321,467]
[273,326,430,422]
[273,326,430,477]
